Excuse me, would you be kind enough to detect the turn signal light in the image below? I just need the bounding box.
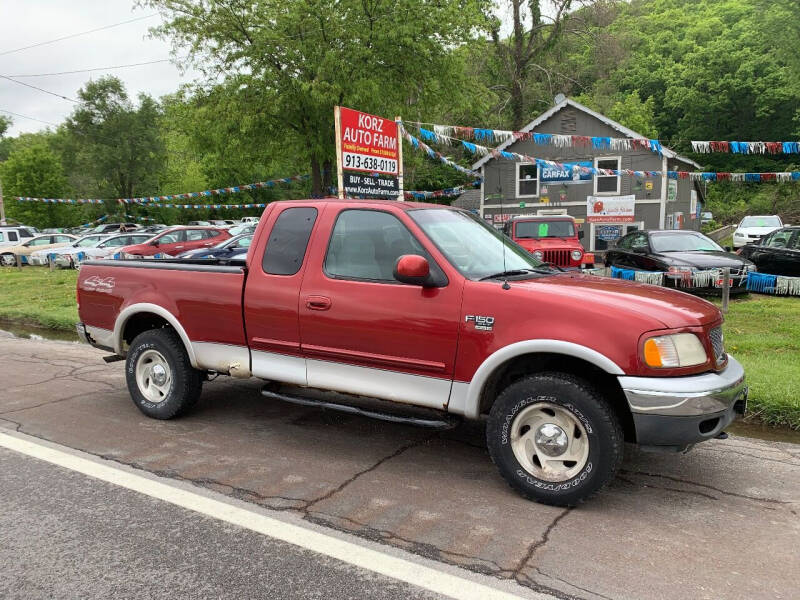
[643,333,708,368]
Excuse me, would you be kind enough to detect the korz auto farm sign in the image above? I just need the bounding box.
[337,107,399,175]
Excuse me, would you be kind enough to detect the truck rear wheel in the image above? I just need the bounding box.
[486,373,623,506]
[125,328,203,419]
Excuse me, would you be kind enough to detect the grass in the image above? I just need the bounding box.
[0,267,78,331]
[716,295,800,430]
[1,266,798,429]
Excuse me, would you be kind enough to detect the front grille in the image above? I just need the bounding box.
[543,249,572,266]
[709,326,725,364]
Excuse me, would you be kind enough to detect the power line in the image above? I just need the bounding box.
[0,14,159,57]
[0,108,59,127]
[0,74,79,103]
[6,59,172,78]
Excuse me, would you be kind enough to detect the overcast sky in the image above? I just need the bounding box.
[0,0,196,136]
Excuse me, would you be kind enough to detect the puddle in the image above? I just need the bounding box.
[728,420,800,445]
[0,319,80,343]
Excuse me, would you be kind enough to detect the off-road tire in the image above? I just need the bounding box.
[486,372,624,506]
[125,328,203,419]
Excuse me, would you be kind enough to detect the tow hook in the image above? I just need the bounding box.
[715,431,729,440]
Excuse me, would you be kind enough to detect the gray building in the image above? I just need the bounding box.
[471,98,704,252]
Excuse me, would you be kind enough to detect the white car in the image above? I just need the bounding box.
[57,233,154,267]
[0,226,36,249]
[27,234,111,266]
[0,234,77,266]
[733,215,783,248]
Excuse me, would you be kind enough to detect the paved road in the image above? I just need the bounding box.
[1,334,799,599]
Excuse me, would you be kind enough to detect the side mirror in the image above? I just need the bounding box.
[632,246,648,254]
[394,254,431,286]
[578,230,584,240]
[150,240,160,247]
[724,245,733,252]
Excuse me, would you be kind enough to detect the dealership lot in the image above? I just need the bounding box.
[1,334,798,600]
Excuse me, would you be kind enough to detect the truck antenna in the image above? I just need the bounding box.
[498,183,509,289]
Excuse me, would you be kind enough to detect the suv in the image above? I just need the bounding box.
[503,215,594,268]
[0,226,36,249]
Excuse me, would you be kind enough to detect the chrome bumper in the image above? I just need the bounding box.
[619,356,746,417]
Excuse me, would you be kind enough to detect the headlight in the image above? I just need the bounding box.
[532,250,544,260]
[643,333,708,368]
[570,250,583,261]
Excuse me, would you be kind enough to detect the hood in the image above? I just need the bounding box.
[511,273,721,329]
[653,251,753,269]
[736,226,780,235]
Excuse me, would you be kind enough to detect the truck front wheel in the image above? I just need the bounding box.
[486,373,623,506]
[125,328,203,419]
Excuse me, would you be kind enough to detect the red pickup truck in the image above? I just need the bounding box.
[76,199,747,505]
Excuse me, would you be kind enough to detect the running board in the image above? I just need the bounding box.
[261,388,458,430]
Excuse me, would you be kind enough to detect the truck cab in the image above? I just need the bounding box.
[503,215,594,269]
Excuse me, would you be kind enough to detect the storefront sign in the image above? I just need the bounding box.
[492,213,519,224]
[540,161,592,184]
[596,225,623,241]
[343,172,399,198]
[586,194,635,223]
[667,179,677,203]
[337,107,399,175]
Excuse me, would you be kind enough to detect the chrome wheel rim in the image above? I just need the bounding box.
[510,402,590,482]
[1,254,15,266]
[135,349,172,403]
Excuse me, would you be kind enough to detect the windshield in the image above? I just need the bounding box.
[740,216,781,228]
[515,220,575,239]
[409,209,545,279]
[650,232,723,252]
[75,237,103,247]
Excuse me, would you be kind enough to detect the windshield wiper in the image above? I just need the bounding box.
[478,269,534,281]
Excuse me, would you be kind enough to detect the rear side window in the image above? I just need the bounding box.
[262,207,318,275]
[8,231,18,241]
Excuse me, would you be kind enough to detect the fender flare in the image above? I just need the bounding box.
[453,340,625,419]
[113,302,198,368]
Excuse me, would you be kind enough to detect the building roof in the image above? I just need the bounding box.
[451,189,481,212]
[471,97,702,171]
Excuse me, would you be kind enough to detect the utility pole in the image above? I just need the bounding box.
[0,176,6,225]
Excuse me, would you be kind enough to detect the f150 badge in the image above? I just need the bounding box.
[465,315,495,331]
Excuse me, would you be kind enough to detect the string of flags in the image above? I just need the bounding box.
[411,122,665,156]
[400,126,480,177]
[77,215,109,228]
[403,180,480,200]
[12,174,310,205]
[691,141,800,154]
[402,124,800,183]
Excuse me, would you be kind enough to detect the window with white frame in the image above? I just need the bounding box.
[594,156,621,195]
[516,163,539,198]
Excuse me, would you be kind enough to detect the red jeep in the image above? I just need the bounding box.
[503,215,594,269]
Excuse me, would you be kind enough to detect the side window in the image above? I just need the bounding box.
[262,207,318,275]
[324,209,428,282]
[158,231,184,244]
[789,232,800,250]
[206,229,222,239]
[55,235,72,243]
[8,231,18,242]
[766,230,793,248]
[18,229,32,238]
[617,233,634,249]
[186,229,206,241]
[31,237,52,246]
[0,232,4,242]
[630,232,649,250]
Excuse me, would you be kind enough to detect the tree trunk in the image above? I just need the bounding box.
[310,156,323,197]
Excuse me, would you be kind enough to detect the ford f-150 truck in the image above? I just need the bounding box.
[76,199,747,505]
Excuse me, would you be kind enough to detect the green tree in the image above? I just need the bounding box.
[0,143,74,228]
[142,0,490,196]
[66,77,166,201]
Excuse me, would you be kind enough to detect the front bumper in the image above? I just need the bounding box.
[619,356,747,448]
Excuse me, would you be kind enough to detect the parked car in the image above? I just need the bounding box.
[241,216,259,224]
[118,226,231,258]
[0,226,36,249]
[733,215,783,248]
[27,234,111,266]
[92,222,140,234]
[739,226,800,276]
[227,223,257,236]
[77,199,746,506]
[187,220,212,226]
[605,230,755,295]
[139,224,170,234]
[0,234,78,266]
[700,212,714,225]
[176,234,253,259]
[57,233,155,267]
[502,215,594,269]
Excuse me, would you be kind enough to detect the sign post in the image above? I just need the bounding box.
[396,116,404,201]
[335,106,401,200]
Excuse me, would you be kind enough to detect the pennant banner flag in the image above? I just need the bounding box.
[13,174,309,205]
[691,141,800,154]
[413,122,664,156]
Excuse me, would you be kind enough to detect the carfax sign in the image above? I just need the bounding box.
[337,107,399,175]
[540,161,592,184]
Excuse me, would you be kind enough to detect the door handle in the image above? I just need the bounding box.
[305,295,332,311]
